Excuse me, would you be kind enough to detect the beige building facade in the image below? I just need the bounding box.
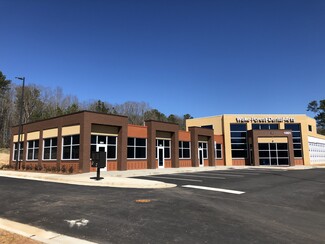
[186,114,325,166]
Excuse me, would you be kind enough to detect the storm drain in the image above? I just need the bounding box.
[135,199,152,203]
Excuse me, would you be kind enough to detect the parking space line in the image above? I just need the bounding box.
[173,173,225,179]
[224,171,260,175]
[145,175,202,182]
[182,185,245,194]
[243,169,287,172]
[195,172,244,177]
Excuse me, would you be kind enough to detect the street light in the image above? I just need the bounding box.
[15,76,25,170]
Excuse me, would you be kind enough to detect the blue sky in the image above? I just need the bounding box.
[1,0,324,118]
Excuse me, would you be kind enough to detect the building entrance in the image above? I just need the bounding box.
[96,144,107,171]
[258,143,289,166]
[157,145,165,168]
[198,147,204,167]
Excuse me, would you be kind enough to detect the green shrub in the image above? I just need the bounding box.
[0,164,13,170]
[34,165,43,171]
[26,165,33,171]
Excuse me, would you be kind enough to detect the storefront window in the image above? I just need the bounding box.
[62,135,80,160]
[43,138,57,160]
[127,138,146,159]
[285,124,302,158]
[179,141,191,159]
[230,123,247,158]
[27,140,39,161]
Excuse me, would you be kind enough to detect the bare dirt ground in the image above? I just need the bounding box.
[0,229,41,244]
[0,149,9,167]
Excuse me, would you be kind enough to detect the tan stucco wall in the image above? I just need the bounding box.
[13,134,25,142]
[27,131,40,140]
[258,137,288,143]
[43,128,58,138]
[62,125,80,136]
[187,114,325,166]
[186,115,223,135]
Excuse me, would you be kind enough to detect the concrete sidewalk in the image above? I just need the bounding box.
[0,165,322,189]
[0,218,96,244]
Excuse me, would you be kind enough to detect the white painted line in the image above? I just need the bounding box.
[224,171,260,175]
[174,173,225,179]
[195,172,244,177]
[145,175,202,182]
[0,217,96,244]
[182,185,245,195]
[243,169,287,172]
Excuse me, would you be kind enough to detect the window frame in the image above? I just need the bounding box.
[198,141,208,159]
[179,141,191,159]
[62,135,80,160]
[43,137,58,161]
[13,142,24,161]
[127,137,147,159]
[90,135,118,160]
[215,142,223,159]
[26,140,39,161]
[285,123,303,158]
[230,123,247,159]
[156,138,171,159]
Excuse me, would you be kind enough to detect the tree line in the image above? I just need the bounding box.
[0,71,192,148]
[307,99,325,135]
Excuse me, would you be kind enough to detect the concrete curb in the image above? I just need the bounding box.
[0,218,96,244]
[0,171,176,189]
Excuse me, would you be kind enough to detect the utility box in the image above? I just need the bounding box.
[91,151,106,168]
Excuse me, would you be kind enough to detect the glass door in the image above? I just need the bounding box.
[258,143,289,166]
[96,144,107,171]
[198,147,204,167]
[157,146,164,168]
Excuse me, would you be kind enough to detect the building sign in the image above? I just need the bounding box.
[236,117,295,123]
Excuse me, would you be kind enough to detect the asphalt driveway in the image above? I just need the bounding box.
[0,168,324,243]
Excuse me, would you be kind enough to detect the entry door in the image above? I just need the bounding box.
[96,144,107,171]
[198,148,204,167]
[157,146,165,168]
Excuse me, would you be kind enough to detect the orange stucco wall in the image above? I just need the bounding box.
[128,125,147,138]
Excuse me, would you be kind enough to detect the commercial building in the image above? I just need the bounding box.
[187,114,325,167]
[9,111,325,173]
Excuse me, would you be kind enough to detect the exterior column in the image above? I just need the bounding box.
[80,117,91,173]
[171,132,179,168]
[38,130,43,167]
[117,124,128,170]
[287,136,295,166]
[208,136,215,166]
[57,125,62,169]
[147,122,156,169]
[190,128,199,167]
[252,133,259,166]
[22,129,27,169]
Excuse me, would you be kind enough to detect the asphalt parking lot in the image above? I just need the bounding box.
[134,168,322,194]
[1,168,325,244]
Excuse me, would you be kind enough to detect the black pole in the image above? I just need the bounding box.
[96,166,101,180]
[15,77,25,170]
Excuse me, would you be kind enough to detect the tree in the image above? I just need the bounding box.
[0,71,12,147]
[89,100,110,113]
[0,71,11,95]
[65,103,79,114]
[307,100,325,135]
[15,84,44,123]
[115,101,150,125]
[144,109,167,122]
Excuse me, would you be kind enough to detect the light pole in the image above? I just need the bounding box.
[15,76,25,170]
